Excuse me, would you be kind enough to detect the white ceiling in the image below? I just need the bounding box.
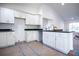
[0,3,79,21]
[48,3,79,20]
[0,3,42,14]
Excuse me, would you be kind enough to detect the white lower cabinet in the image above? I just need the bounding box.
[55,33,68,54]
[25,31,39,42]
[43,32,73,54]
[56,33,73,54]
[6,32,15,46]
[0,32,7,47]
[0,32,15,48]
[43,32,49,45]
[43,32,55,48]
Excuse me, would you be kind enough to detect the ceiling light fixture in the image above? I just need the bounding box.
[61,3,64,5]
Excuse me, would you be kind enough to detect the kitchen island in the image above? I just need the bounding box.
[43,30,73,54]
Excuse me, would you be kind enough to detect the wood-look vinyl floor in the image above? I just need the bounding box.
[0,41,65,56]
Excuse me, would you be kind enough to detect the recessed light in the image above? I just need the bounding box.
[61,3,64,5]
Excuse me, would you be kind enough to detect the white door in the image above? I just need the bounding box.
[14,18,25,42]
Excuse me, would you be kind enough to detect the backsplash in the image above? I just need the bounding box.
[0,23,14,29]
[43,18,54,30]
[25,25,41,29]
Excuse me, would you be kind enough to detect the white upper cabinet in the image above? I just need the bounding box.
[14,11,26,18]
[25,14,40,25]
[0,7,14,23]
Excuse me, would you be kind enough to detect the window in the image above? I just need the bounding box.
[69,23,79,32]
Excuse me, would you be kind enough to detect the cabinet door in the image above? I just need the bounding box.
[49,32,55,48]
[26,31,32,42]
[56,33,71,54]
[68,33,73,51]
[32,31,39,41]
[43,32,55,48]
[25,14,32,24]
[56,33,64,52]
[43,32,49,45]
[6,32,15,46]
[0,32,7,47]
[26,31,39,42]
[0,7,14,23]
[33,15,40,25]
[62,33,69,54]
[26,14,40,25]
[58,33,73,54]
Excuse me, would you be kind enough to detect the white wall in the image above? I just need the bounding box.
[42,4,64,29]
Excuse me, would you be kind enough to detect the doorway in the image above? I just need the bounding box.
[14,18,25,42]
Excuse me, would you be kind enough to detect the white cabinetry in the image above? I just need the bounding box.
[0,32,7,47]
[25,31,39,42]
[48,32,55,48]
[43,32,73,54]
[43,32,49,45]
[56,33,67,53]
[0,7,14,23]
[0,32,15,48]
[43,32,55,48]
[6,32,15,46]
[68,33,73,50]
[25,14,40,25]
[56,33,73,54]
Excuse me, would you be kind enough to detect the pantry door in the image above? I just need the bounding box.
[14,18,25,42]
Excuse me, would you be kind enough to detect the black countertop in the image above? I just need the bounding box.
[24,29,43,31]
[24,29,72,33]
[0,29,14,32]
[0,29,71,33]
[43,30,72,33]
